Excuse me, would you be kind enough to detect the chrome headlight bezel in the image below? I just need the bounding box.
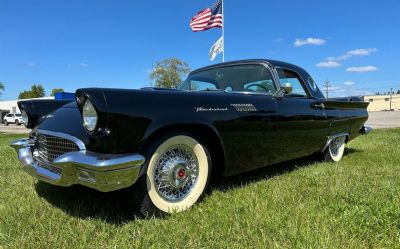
[82,99,98,132]
[21,110,29,126]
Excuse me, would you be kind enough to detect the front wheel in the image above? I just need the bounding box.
[323,136,346,162]
[15,120,20,126]
[136,134,212,217]
[4,120,8,126]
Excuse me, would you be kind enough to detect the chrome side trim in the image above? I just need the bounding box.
[322,133,349,152]
[36,129,86,150]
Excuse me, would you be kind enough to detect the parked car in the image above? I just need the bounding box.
[3,113,25,126]
[11,59,371,217]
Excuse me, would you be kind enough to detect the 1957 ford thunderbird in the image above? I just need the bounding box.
[11,59,371,216]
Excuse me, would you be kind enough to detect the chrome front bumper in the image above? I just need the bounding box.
[10,137,145,192]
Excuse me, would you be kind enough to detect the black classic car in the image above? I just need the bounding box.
[11,59,371,216]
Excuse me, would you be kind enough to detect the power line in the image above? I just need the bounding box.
[324,79,332,98]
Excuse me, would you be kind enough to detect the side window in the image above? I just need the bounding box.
[190,80,218,91]
[181,64,276,94]
[237,65,276,94]
[243,79,275,94]
[276,68,308,97]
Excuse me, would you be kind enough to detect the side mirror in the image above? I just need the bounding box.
[281,83,293,94]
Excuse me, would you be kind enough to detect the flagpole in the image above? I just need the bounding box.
[222,0,225,62]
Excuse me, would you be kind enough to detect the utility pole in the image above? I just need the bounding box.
[324,79,332,98]
[390,87,393,111]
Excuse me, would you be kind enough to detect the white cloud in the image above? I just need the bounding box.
[346,66,378,73]
[327,48,378,62]
[274,38,283,42]
[335,54,352,61]
[317,48,378,69]
[316,61,341,68]
[294,38,326,47]
[347,48,378,56]
[80,62,89,67]
[343,81,355,86]
[26,62,36,67]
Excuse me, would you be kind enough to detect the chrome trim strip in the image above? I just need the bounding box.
[36,129,86,150]
[322,133,349,152]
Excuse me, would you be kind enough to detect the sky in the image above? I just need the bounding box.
[1,0,399,100]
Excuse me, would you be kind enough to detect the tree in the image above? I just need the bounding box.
[149,58,190,88]
[397,90,400,95]
[50,88,65,96]
[18,84,45,99]
[0,82,4,96]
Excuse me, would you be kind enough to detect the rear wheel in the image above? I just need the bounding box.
[323,136,346,162]
[136,133,212,217]
[4,120,8,126]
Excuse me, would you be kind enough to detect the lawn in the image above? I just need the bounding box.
[1,129,399,248]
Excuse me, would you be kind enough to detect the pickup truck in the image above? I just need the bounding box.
[11,59,371,217]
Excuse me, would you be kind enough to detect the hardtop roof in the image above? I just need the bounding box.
[190,59,308,75]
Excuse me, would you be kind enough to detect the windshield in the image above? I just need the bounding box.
[179,64,277,94]
[15,114,22,117]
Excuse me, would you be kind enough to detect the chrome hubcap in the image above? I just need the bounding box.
[329,136,345,156]
[154,145,199,202]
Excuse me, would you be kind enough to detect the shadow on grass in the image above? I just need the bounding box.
[212,147,361,192]
[35,182,143,224]
[35,148,361,224]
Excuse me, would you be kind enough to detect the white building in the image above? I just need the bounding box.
[0,97,54,121]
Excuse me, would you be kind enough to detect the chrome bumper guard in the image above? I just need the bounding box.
[360,126,373,135]
[10,138,145,192]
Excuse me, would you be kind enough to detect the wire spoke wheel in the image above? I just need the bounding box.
[139,134,211,216]
[154,145,199,202]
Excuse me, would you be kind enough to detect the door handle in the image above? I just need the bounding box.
[312,103,325,109]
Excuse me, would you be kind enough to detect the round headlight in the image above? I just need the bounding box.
[83,99,98,132]
[21,111,29,125]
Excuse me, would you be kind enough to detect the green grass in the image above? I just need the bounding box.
[1,130,400,248]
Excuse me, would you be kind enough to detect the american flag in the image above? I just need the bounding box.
[190,0,223,32]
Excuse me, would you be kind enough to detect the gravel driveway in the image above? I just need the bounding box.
[0,124,31,134]
[366,111,400,129]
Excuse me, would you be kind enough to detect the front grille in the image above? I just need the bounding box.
[34,133,80,165]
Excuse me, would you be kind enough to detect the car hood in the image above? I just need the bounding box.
[35,103,91,147]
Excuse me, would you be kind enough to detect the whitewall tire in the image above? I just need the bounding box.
[137,133,211,217]
[323,136,346,162]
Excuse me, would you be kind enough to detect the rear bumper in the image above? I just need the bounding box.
[10,138,145,192]
[360,126,373,135]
